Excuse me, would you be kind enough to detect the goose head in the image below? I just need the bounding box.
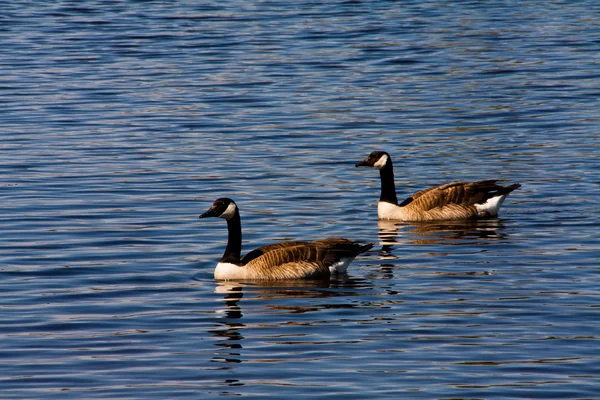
[199,198,238,221]
[356,151,390,170]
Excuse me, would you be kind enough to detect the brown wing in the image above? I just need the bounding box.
[241,241,306,265]
[403,180,511,210]
[242,239,373,280]
[244,243,333,279]
[398,180,520,220]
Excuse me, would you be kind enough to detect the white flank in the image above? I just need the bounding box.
[214,262,245,280]
[219,202,237,220]
[475,195,507,216]
[373,153,389,170]
[329,257,353,274]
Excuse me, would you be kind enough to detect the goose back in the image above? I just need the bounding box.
[217,239,373,280]
[382,180,521,221]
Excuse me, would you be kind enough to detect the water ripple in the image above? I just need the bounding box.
[1,1,599,399]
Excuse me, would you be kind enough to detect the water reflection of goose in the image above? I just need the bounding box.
[378,218,506,248]
[210,285,244,366]
[213,278,373,316]
[208,278,376,378]
[356,151,521,221]
[200,198,373,280]
[215,277,371,301]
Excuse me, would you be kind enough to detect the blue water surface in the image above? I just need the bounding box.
[1,1,599,399]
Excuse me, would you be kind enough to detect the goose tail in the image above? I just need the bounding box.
[498,183,521,195]
[357,242,374,255]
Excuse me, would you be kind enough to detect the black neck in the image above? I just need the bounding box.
[221,209,242,264]
[379,161,399,205]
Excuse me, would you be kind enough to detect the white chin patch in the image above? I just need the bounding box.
[373,154,389,170]
[219,202,237,220]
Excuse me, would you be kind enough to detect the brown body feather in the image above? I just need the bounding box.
[398,180,520,221]
[241,239,373,280]
[382,180,521,221]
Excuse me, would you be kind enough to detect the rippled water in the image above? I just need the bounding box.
[2,1,599,399]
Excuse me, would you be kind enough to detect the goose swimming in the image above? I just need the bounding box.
[200,198,373,280]
[356,151,521,221]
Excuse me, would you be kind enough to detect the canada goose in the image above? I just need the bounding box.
[200,198,373,280]
[356,151,521,221]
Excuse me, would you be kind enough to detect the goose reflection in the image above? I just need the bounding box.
[214,277,370,304]
[209,277,372,368]
[210,285,245,366]
[378,218,507,250]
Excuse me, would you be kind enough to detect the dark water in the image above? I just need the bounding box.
[2,1,599,399]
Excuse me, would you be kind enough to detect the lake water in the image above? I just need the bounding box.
[1,1,599,399]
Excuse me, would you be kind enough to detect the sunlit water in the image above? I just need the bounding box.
[1,1,599,399]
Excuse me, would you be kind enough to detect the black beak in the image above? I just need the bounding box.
[199,207,218,219]
[356,160,369,167]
